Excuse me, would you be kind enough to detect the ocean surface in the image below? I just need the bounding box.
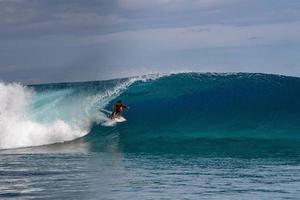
[1,72,300,199]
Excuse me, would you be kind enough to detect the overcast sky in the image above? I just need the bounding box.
[1,0,300,84]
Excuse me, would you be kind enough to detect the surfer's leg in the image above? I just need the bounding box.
[115,110,121,118]
[110,112,115,119]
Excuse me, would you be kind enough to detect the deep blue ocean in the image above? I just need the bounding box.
[1,73,300,199]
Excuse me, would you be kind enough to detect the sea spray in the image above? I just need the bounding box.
[0,74,163,149]
[0,76,145,149]
[0,82,86,149]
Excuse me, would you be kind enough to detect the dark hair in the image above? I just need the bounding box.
[117,100,122,103]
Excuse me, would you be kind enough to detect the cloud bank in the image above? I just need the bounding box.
[0,0,300,83]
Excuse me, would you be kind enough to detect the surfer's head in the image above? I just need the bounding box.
[117,100,122,103]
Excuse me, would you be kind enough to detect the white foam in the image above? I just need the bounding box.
[0,77,144,149]
[0,82,87,149]
[0,75,168,149]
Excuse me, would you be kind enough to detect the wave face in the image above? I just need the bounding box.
[1,73,300,150]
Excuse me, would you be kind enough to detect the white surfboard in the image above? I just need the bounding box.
[113,116,126,122]
[100,109,127,123]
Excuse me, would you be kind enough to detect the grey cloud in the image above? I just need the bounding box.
[0,0,123,39]
[1,0,300,83]
[0,0,39,25]
[118,0,238,11]
[1,0,300,40]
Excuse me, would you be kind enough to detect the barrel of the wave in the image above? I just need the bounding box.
[110,73,300,142]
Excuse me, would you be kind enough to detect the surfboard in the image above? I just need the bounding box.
[113,116,126,122]
[100,109,126,123]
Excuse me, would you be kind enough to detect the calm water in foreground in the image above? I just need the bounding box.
[1,139,300,200]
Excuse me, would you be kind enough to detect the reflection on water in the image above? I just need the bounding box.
[1,132,300,199]
[1,151,300,199]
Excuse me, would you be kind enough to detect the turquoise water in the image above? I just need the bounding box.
[1,73,300,199]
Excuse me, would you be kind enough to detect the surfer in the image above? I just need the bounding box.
[111,100,128,120]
